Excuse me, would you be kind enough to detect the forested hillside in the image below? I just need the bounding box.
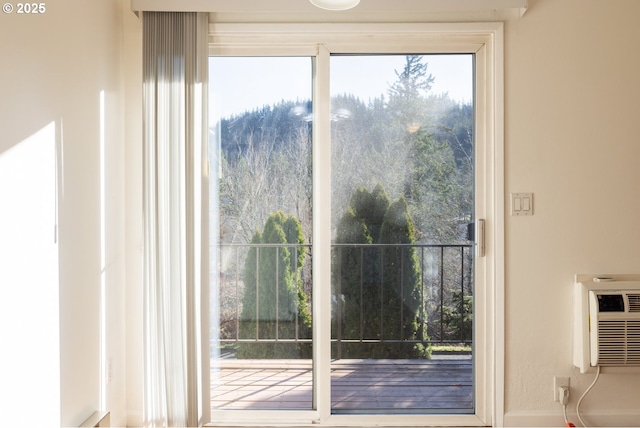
[215,55,474,246]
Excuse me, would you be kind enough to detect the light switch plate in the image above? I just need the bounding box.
[511,193,533,216]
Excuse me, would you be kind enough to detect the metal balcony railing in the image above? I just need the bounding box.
[215,243,473,357]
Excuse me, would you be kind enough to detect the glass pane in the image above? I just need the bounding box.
[209,57,313,411]
[330,54,474,413]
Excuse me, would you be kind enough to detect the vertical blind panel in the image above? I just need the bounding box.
[142,11,207,428]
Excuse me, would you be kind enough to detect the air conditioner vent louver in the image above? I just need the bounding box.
[628,294,640,312]
[574,275,640,373]
[597,320,640,366]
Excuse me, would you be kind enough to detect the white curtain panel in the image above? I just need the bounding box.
[142,11,208,428]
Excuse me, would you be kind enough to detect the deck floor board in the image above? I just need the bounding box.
[211,357,472,411]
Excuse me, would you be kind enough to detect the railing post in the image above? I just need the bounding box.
[379,247,384,343]
[235,247,239,343]
[440,246,444,345]
[294,245,299,341]
[256,247,260,341]
[275,246,279,341]
[359,247,364,343]
[420,246,425,343]
[400,246,404,341]
[460,246,465,343]
[336,246,342,359]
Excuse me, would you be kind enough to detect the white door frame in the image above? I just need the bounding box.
[206,22,504,427]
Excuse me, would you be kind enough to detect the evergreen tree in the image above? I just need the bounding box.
[442,290,472,343]
[237,211,312,359]
[379,196,429,358]
[387,55,435,133]
[333,186,430,359]
[333,186,387,358]
[406,129,463,243]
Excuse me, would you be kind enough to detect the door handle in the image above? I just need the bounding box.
[476,219,485,257]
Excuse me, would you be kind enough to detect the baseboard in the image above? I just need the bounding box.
[503,410,640,427]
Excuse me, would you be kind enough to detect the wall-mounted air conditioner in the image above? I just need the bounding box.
[573,274,640,373]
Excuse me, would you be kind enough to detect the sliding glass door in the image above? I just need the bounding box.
[205,23,501,425]
[329,54,474,413]
[209,56,314,411]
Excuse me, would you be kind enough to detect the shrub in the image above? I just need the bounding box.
[237,211,312,359]
[333,186,430,359]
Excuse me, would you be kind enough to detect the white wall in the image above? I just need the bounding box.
[504,0,640,426]
[0,1,129,426]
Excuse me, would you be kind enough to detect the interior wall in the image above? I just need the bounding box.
[0,1,128,426]
[504,0,640,426]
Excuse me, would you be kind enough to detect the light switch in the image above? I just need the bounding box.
[511,193,533,216]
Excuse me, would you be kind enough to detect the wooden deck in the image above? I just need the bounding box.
[211,356,472,412]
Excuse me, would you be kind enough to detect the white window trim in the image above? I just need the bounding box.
[206,22,505,428]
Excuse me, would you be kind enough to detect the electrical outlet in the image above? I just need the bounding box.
[558,385,570,405]
[553,376,569,402]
